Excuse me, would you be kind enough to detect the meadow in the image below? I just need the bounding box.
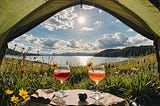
[0,54,160,106]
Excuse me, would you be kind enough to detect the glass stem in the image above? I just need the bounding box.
[95,82,99,94]
[60,81,64,93]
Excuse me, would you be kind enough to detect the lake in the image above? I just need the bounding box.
[6,55,129,66]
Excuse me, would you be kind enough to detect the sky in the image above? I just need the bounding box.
[8,5,153,54]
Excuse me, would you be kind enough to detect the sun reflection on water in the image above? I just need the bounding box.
[75,56,92,66]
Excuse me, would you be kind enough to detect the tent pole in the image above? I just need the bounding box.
[154,38,160,78]
[0,42,8,65]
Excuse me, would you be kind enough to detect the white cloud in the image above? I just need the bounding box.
[66,40,80,48]
[80,27,94,31]
[99,9,102,13]
[126,28,134,32]
[82,5,95,10]
[16,34,43,45]
[8,41,24,50]
[8,41,34,53]
[9,33,153,54]
[115,20,120,23]
[94,21,103,27]
[41,7,77,31]
[112,19,121,23]
[94,33,128,49]
[94,33,153,50]
[127,34,153,46]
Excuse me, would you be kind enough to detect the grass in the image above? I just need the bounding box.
[0,54,160,105]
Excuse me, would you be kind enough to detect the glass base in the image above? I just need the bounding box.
[89,93,104,100]
[55,91,69,98]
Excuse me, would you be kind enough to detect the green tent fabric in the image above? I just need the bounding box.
[0,0,160,69]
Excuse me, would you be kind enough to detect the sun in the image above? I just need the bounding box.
[78,17,85,24]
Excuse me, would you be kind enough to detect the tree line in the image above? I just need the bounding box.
[94,45,155,57]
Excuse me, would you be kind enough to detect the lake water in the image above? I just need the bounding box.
[6,55,129,66]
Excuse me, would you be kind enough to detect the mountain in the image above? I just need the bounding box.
[6,45,155,57]
[94,45,155,57]
[5,49,40,56]
[5,49,95,56]
[54,52,96,56]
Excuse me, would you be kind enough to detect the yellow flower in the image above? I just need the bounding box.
[131,67,138,71]
[86,61,94,68]
[11,95,19,104]
[51,62,58,69]
[5,89,13,95]
[19,89,28,99]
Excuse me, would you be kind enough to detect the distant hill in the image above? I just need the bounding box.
[5,49,40,56]
[55,52,96,56]
[5,49,95,56]
[94,45,155,57]
[6,45,155,57]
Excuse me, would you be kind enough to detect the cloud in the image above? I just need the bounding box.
[99,9,102,13]
[16,34,43,45]
[66,40,80,48]
[9,33,153,54]
[42,39,60,48]
[82,5,95,10]
[94,33,128,49]
[40,5,96,32]
[94,33,153,50]
[8,41,25,50]
[80,27,94,31]
[111,19,121,23]
[127,34,153,46]
[94,21,103,27]
[126,28,134,32]
[40,6,77,31]
[115,20,120,23]
[8,40,34,53]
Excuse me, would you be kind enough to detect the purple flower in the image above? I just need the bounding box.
[5,78,10,85]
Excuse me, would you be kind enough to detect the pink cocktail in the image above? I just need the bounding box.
[53,71,70,82]
[53,65,70,98]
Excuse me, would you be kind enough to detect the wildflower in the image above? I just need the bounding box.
[43,72,48,77]
[22,53,27,60]
[27,47,32,51]
[86,61,94,68]
[11,95,19,104]
[131,67,138,71]
[5,89,13,95]
[19,89,28,99]
[33,57,36,60]
[20,70,26,76]
[27,78,31,82]
[22,47,25,50]
[5,78,10,85]
[156,79,160,84]
[51,62,58,69]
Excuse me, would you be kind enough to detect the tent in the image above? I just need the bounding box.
[0,0,160,74]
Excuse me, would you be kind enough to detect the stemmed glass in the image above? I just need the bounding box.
[53,64,70,98]
[88,64,105,100]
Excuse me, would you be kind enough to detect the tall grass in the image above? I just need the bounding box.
[0,53,160,105]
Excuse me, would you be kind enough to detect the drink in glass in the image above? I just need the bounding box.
[88,65,105,100]
[53,64,70,97]
[88,71,105,85]
[54,71,70,82]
